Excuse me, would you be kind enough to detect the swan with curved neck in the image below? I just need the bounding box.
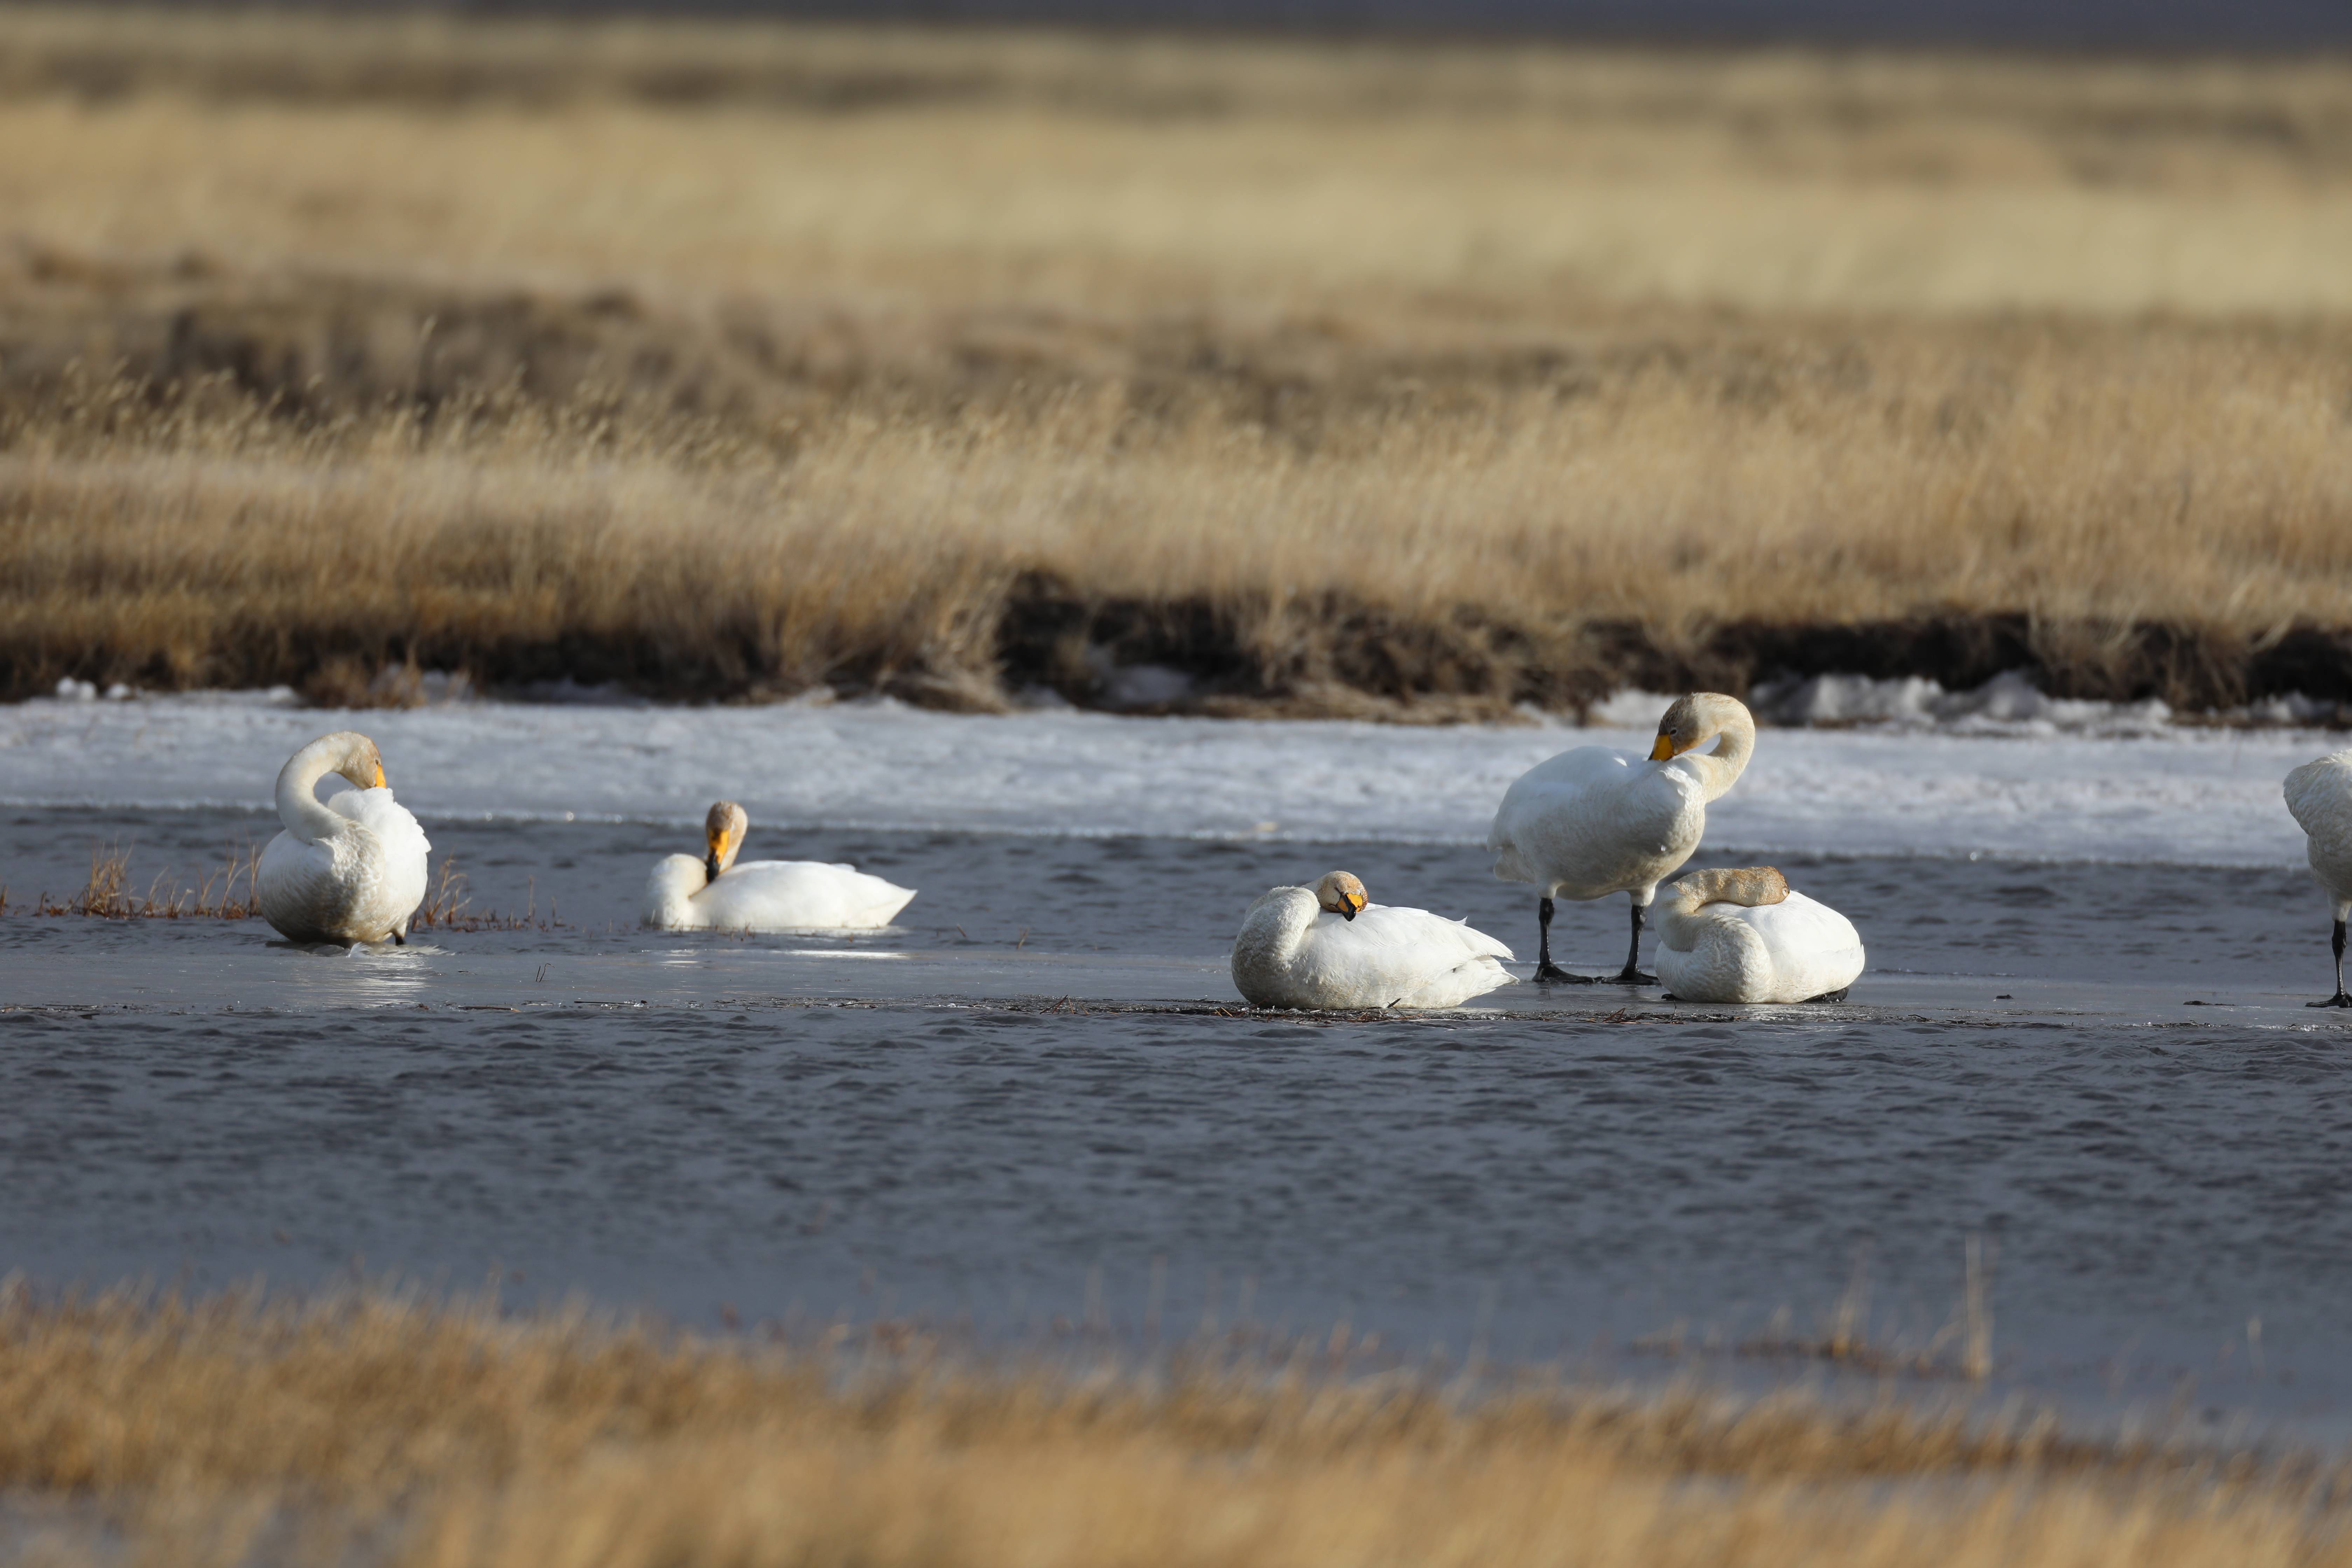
[2285,750,2352,1006]
[255,731,430,945]
[1651,865,1864,1004]
[642,801,917,932]
[1231,870,1516,1010]
[1486,692,1756,986]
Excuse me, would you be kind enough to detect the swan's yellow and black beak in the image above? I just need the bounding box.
[372,761,387,789]
[1341,890,1365,920]
[704,839,724,883]
[1649,733,1681,761]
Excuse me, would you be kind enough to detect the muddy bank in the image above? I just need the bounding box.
[16,581,2352,722]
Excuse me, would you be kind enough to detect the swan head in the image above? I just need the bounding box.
[704,800,749,882]
[320,731,387,791]
[1648,693,1750,762]
[1315,871,1368,922]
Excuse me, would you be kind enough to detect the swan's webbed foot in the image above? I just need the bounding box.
[1534,964,1596,985]
[1804,987,1850,1003]
[2309,992,2352,1009]
[1611,967,1659,986]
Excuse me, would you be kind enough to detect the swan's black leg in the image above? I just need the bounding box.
[2311,919,2352,1008]
[391,926,406,946]
[1611,897,1658,986]
[1533,897,1591,984]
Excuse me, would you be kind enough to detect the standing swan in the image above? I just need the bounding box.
[256,731,430,945]
[1652,867,1864,1004]
[1488,692,1756,985]
[2284,749,2352,1007]
[1231,871,1516,1010]
[643,802,916,931]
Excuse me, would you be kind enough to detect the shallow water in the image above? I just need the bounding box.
[5,807,2352,1441]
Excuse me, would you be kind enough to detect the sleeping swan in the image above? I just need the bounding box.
[1652,866,1864,1004]
[256,731,430,945]
[2284,749,2352,1007]
[1231,871,1516,1010]
[642,801,916,932]
[1488,692,1755,986]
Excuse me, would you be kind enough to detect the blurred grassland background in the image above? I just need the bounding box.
[3,5,2352,712]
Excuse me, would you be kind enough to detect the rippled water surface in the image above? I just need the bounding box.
[5,806,2351,1437]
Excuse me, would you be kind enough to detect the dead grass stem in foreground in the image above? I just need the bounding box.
[1,8,2351,709]
[0,1282,2341,1568]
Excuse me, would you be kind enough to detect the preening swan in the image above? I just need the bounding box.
[642,802,917,932]
[256,731,430,945]
[2284,749,2352,1007]
[1231,871,1516,1010]
[1651,866,1864,1004]
[1488,692,1755,986]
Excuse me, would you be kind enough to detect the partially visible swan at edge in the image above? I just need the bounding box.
[1231,870,1516,1010]
[643,801,917,931]
[1652,866,1864,1004]
[1487,692,1756,986]
[2285,749,2352,1007]
[257,730,430,945]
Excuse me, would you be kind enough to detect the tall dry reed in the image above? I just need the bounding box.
[0,1282,2338,1568]
[0,7,2349,709]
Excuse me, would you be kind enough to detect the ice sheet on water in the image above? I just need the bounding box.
[0,686,2335,866]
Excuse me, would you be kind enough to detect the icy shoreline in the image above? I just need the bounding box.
[0,686,2332,868]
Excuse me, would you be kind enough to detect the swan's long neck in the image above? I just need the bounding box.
[274,736,357,844]
[1691,704,1757,802]
[1237,888,1317,969]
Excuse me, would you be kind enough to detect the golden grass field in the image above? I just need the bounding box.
[0,1281,2342,1568]
[3,7,2352,711]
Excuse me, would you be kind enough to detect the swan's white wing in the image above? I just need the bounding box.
[1725,890,1864,1002]
[2286,752,2352,904]
[1488,743,1705,899]
[1297,904,1517,1009]
[694,859,916,930]
[327,786,431,922]
[256,828,344,940]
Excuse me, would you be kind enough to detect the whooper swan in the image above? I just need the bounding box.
[1487,692,1755,985]
[1652,866,1864,1004]
[2284,749,2352,1007]
[643,801,917,932]
[257,730,430,945]
[1231,870,1516,1010]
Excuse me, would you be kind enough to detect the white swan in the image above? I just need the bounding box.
[1652,866,1864,1004]
[642,802,917,932]
[1231,871,1517,1010]
[2284,749,2352,1007]
[1487,692,1756,986]
[256,731,430,945]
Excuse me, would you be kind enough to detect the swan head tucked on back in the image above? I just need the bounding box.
[1660,865,1788,916]
[1316,871,1368,922]
[314,732,387,793]
[705,801,749,882]
[1645,693,1757,801]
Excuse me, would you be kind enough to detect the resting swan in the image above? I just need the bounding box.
[2284,750,2352,1007]
[256,731,430,945]
[1488,692,1755,985]
[642,802,916,932]
[1231,871,1516,1010]
[1652,866,1864,1004]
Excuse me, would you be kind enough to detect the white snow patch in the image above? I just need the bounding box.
[0,689,2335,867]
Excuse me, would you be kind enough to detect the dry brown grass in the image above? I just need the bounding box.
[2,7,2351,711]
[0,1281,2342,1568]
